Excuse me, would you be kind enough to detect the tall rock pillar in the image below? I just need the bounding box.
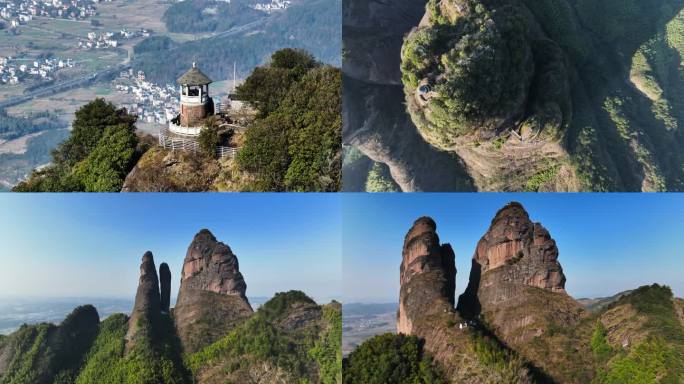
[125,251,161,353]
[398,217,456,334]
[174,229,254,353]
[159,262,171,314]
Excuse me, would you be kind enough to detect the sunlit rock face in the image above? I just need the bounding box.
[457,202,567,319]
[472,202,566,291]
[398,217,456,334]
[125,251,161,353]
[174,229,253,353]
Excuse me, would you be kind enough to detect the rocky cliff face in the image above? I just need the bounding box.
[122,147,226,192]
[125,251,162,353]
[342,0,475,192]
[398,217,456,334]
[457,202,571,319]
[397,216,534,383]
[456,202,590,382]
[174,229,253,353]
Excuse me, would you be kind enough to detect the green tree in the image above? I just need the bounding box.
[197,125,220,158]
[590,320,613,362]
[236,48,318,117]
[236,114,289,191]
[235,48,341,192]
[343,333,445,384]
[270,48,317,74]
[54,98,136,167]
[13,99,139,192]
[365,162,400,192]
[75,124,139,192]
[309,303,342,384]
[282,65,341,191]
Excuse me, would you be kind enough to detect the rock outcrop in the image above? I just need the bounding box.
[342,0,475,192]
[159,262,171,314]
[397,216,534,383]
[457,202,590,382]
[125,251,161,353]
[457,202,570,319]
[122,147,225,192]
[398,217,456,334]
[174,229,253,353]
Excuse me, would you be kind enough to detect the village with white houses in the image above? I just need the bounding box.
[252,0,290,13]
[0,56,75,85]
[78,28,151,50]
[114,69,180,126]
[0,0,106,29]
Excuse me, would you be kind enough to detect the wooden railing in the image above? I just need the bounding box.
[158,128,239,159]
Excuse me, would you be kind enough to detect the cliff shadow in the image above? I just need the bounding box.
[342,0,476,192]
[456,259,481,318]
[565,0,684,190]
[157,312,194,383]
[472,324,558,384]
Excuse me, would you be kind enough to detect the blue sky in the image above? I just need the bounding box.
[0,194,341,303]
[343,193,684,303]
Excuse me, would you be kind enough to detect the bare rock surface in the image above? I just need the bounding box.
[397,216,534,383]
[457,202,590,382]
[125,251,161,353]
[457,202,569,319]
[174,229,253,353]
[398,217,456,334]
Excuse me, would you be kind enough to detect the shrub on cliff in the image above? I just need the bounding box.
[13,99,142,192]
[197,125,220,158]
[343,333,445,384]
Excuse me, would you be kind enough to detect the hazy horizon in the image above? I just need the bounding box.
[0,194,342,303]
[343,193,684,303]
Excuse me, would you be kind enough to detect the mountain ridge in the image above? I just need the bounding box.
[0,229,341,384]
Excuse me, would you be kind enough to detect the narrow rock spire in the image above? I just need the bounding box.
[398,217,456,334]
[125,251,161,353]
[159,262,171,314]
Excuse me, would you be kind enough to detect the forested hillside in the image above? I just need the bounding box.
[162,0,263,33]
[134,0,341,85]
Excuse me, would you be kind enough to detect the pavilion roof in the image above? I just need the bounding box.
[177,64,212,85]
